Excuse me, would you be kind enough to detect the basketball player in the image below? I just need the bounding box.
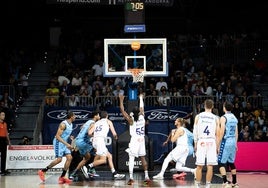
[153,118,194,180]
[87,111,125,179]
[169,120,196,180]
[38,111,76,184]
[193,99,219,188]
[119,94,151,185]
[217,101,239,188]
[69,111,100,180]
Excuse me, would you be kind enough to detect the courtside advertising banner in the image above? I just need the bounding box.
[42,106,191,164]
[42,107,191,163]
[6,145,66,169]
[42,106,95,144]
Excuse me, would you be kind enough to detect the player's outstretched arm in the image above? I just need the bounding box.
[119,94,133,125]
[139,94,144,115]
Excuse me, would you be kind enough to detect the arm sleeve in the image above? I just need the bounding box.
[139,95,144,108]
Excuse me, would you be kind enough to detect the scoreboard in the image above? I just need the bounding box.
[46,0,174,6]
[46,0,174,32]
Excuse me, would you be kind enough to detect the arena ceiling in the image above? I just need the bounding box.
[6,0,267,23]
[2,0,268,47]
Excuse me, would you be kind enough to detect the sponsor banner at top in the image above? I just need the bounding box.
[46,0,174,6]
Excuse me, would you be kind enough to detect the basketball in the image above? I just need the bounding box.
[131,41,141,51]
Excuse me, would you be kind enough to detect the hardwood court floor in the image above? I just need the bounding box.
[1,170,268,188]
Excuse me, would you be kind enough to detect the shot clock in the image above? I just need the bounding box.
[125,1,145,25]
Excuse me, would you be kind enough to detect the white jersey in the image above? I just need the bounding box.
[126,114,146,157]
[195,111,218,139]
[93,118,110,138]
[92,118,110,156]
[176,127,188,146]
[169,127,189,164]
[194,111,218,165]
[129,114,145,138]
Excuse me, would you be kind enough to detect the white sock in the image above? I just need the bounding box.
[129,156,135,179]
[144,170,149,179]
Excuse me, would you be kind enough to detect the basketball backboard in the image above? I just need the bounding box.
[104,38,168,77]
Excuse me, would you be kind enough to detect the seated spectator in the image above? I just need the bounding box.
[239,125,252,141]
[91,84,100,97]
[0,91,15,109]
[171,86,181,97]
[253,129,265,141]
[234,81,245,96]
[203,81,213,96]
[58,80,73,106]
[180,84,191,96]
[240,131,252,142]
[145,89,159,106]
[46,82,59,106]
[158,86,170,106]
[192,84,204,96]
[92,76,104,91]
[102,86,115,108]
[79,88,90,107]
[215,84,224,102]
[113,84,124,97]
[146,83,156,96]
[102,79,114,95]
[79,81,93,97]
[233,102,242,120]
[225,88,235,103]
[248,90,262,109]
[71,72,82,94]
[258,109,267,127]
[188,73,198,92]
[155,77,168,91]
[68,94,79,107]
[114,77,126,89]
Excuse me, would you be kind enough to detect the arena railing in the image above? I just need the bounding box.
[32,94,264,145]
[42,95,264,112]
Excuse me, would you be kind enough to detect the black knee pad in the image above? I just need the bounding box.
[228,163,236,170]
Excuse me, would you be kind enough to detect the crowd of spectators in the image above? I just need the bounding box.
[43,31,268,142]
[0,31,267,142]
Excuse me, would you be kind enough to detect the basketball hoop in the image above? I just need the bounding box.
[128,68,145,83]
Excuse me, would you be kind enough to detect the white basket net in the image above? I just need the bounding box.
[128,69,145,83]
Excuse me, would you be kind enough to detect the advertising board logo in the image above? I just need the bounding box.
[145,109,188,121]
[47,110,91,121]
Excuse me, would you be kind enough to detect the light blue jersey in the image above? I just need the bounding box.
[218,112,238,163]
[75,119,95,156]
[53,120,73,158]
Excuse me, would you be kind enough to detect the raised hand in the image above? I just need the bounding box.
[119,94,125,101]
